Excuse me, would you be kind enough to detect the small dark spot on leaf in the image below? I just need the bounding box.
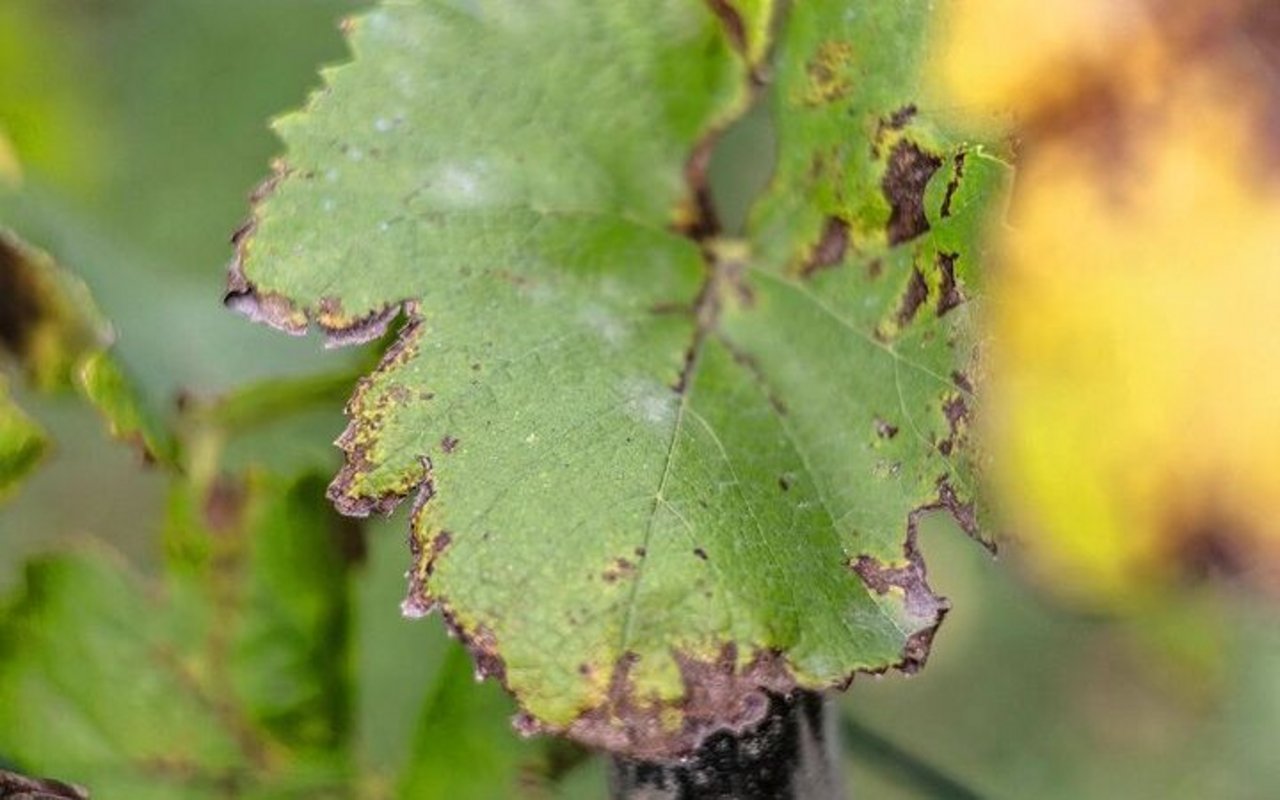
[471,362,482,371]
[867,258,884,280]
[777,475,792,492]
[951,370,974,393]
[634,547,647,558]
[603,557,637,583]
[441,435,459,454]
[202,475,247,535]
[875,417,900,439]
[693,548,709,561]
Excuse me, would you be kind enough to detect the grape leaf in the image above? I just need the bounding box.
[0,378,45,501]
[0,231,173,469]
[0,472,357,798]
[938,0,1280,599]
[229,0,1002,756]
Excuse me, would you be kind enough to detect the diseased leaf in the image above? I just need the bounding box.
[229,0,1003,756]
[937,0,1280,599]
[0,230,173,467]
[739,0,1009,559]
[0,472,359,797]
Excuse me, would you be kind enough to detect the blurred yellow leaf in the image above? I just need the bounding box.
[0,126,20,187]
[936,0,1280,599]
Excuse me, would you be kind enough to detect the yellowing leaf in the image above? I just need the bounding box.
[937,0,1280,598]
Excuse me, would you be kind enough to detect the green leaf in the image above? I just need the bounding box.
[230,0,1003,756]
[0,471,358,797]
[0,230,174,468]
[399,644,556,800]
[0,230,109,393]
[0,378,45,502]
[77,351,176,466]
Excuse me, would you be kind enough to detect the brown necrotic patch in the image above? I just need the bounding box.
[937,393,969,456]
[872,104,919,158]
[936,252,964,316]
[402,523,450,620]
[328,319,431,518]
[225,160,409,345]
[557,646,798,759]
[603,557,638,584]
[874,416,900,439]
[797,217,850,278]
[0,768,87,800]
[940,150,967,219]
[882,141,943,245]
[849,483,970,674]
[895,267,930,327]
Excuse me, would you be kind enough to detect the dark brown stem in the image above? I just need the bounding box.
[608,691,843,800]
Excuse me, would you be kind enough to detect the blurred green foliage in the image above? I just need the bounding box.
[0,1,1277,798]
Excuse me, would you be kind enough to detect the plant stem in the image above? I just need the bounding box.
[608,691,843,800]
[840,716,984,800]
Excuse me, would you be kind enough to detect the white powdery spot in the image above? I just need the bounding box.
[579,304,629,346]
[374,117,394,133]
[621,377,677,429]
[435,163,488,205]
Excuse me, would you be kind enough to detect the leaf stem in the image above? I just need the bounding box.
[608,691,843,799]
[841,714,986,800]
